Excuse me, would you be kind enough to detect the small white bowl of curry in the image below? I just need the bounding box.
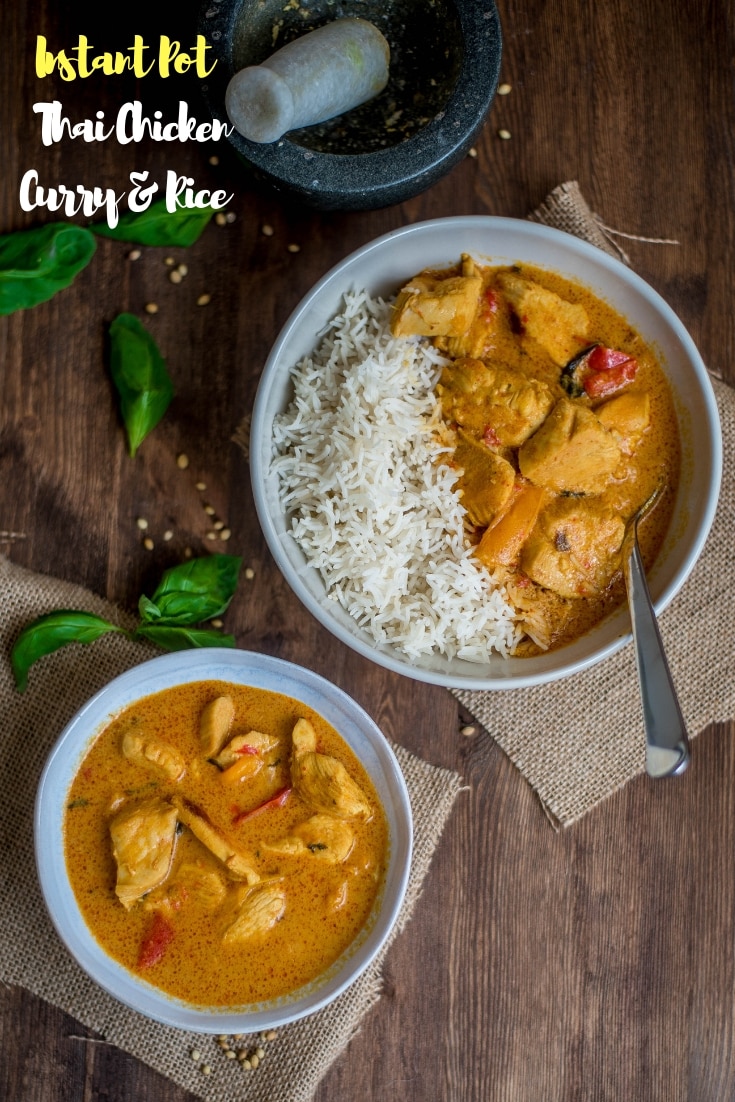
[35,649,412,1031]
[252,217,722,689]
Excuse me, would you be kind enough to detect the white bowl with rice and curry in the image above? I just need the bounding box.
[251,217,722,690]
[35,649,412,1031]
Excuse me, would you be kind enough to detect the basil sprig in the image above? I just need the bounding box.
[135,624,235,650]
[109,313,174,457]
[138,555,242,626]
[11,554,242,692]
[0,222,96,315]
[94,199,214,247]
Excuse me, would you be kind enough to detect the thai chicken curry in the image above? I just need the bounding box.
[391,256,680,653]
[64,680,388,1006]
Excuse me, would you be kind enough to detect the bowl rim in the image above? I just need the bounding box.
[34,648,413,1032]
[250,215,723,690]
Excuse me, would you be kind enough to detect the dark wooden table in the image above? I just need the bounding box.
[2,1,734,1099]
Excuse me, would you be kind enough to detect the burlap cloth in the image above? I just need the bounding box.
[452,180,732,826]
[0,554,462,1101]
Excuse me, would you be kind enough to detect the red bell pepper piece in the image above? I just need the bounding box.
[587,346,633,372]
[235,744,259,755]
[583,357,638,398]
[232,785,292,826]
[482,424,501,448]
[482,288,499,320]
[137,912,174,969]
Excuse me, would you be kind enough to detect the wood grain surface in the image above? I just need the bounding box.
[1,0,733,1099]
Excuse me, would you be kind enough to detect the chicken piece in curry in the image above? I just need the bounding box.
[390,255,680,653]
[64,682,388,1006]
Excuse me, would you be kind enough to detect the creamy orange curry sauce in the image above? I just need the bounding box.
[64,681,388,1006]
[391,256,681,653]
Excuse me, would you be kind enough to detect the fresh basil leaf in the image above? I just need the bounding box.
[0,222,96,315]
[94,199,213,247]
[138,594,162,622]
[11,610,125,692]
[109,313,174,457]
[142,554,242,625]
[135,624,235,651]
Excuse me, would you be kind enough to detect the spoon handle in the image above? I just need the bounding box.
[623,541,691,778]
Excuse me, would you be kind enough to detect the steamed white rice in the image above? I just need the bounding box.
[270,289,520,662]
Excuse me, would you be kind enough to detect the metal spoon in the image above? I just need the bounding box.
[622,487,691,778]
